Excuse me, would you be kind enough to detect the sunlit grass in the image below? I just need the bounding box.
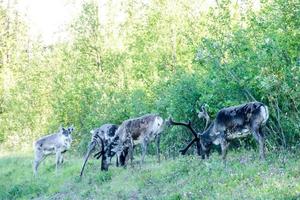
[0,150,299,200]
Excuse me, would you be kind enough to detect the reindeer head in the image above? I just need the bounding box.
[59,125,74,137]
[167,116,213,158]
[100,134,124,170]
[59,126,73,149]
[61,127,70,136]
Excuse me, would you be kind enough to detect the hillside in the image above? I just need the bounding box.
[1,150,299,200]
[0,1,299,199]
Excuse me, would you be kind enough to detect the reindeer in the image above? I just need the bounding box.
[33,125,74,176]
[80,124,119,176]
[169,102,269,162]
[111,114,166,166]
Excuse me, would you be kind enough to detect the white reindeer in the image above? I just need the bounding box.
[33,126,74,175]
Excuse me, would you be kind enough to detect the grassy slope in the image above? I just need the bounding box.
[0,150,300,200]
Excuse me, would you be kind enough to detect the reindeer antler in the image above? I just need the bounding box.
[93,135,105,159]
[168,118,198,138]
[168,117,204,156]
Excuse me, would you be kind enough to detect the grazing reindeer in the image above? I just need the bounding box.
[80,124,119,176]
[111,114,165,166]
[33,125,74,175]
[169,102,269,162]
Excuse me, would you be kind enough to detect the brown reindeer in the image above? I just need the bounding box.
[111,114,166,166]
[169,102,269,162]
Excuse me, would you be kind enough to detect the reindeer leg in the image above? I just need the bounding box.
[196,139,204,158]
[220,138,229,165]
[156,134,161,163]
[141,139,148,165]
[116,155,119,167]
[33,151,44,176]
[101,153,109,171]
[59,155,64,164]
[205,144,211,159]
[127,147,133,167]
[131,139,135,167]
[125,138,134,167]
[55,150,62,174]
[258,135,265,160]
[251,126,265,160]
[120,150,127,167]
[258,127,265,160]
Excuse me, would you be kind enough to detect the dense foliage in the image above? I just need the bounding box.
[0,0,299,154]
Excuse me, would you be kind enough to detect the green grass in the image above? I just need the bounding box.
[0,150,300,200]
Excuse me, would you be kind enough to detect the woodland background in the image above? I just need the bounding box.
[0,0,299,154]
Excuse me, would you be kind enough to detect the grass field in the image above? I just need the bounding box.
[0,150,300,200]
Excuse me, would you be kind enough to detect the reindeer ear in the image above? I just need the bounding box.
[61,127,69,136]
